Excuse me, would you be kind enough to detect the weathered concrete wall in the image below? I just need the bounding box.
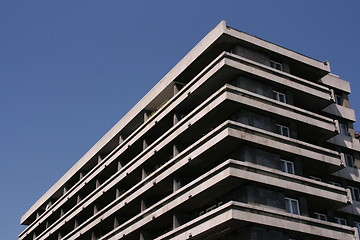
[230,75,294,105]
[231,45,291,74]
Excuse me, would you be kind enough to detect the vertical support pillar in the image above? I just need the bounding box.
[173,177,183,192]
[173,82,184,96]
[143,139,150,150]
[117,160,123,171]
[74,219,79,229]
[91,231,98,240]
[173,113,186,125]
[141,198,149,212]
[97,155,103,164]
[76,194,82,204]
[140,231,153,240]
[58,232,64,240]
[119,135,125,145]
[173,213,180,229]
[142,167,149,180]
[143,110,151,122]
[79,171,85,180]
[96,178,104,189]
[116,187,124,198]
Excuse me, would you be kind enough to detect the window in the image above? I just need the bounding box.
[349,186,360,201]
[339,123,350,136]
[270,60,283,71]
[334,217,347,225]
[335,94,343,105]
[354,222,360,236]
[281,159,295,174]
[276,124,290,137]
[285,197,300,215]
[310,176,322,182]
[345,154,355,167]
[273,90,287,103]
[314,212,327,221]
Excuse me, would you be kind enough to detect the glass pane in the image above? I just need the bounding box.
[291,200,299,214]
[281,161,286,172]
[287,162,294,174]
[285,199,291,213]
[279,94,286,103]
[283,127,289,137]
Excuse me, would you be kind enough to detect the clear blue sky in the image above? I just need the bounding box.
[1,1,359,239]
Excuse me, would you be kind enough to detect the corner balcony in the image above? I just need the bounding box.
[323,103,356,122]
[155,201,358,240]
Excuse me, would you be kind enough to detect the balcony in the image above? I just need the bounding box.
[155,201,358,240]
[323,103,356,122]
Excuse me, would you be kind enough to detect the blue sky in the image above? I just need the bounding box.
[1,1,359,239]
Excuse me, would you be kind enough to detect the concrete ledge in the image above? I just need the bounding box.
[323,103,356,122]
[157,201,357,240]
[320,73,351,93]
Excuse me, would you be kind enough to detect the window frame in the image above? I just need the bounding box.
[349,186,360,201]
[276,124,290,137]
[270,60,283,71]
[334,217,347,225]
[273,90,287,103]
[335,94,343,106]
[314,212,327,221]
[281,159,295,174]
[339,122,350,136]
[285,197,300,215]
[345,154,355,168]
[354,221,360,236]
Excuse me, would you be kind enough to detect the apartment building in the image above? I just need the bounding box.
[20,21,360,240]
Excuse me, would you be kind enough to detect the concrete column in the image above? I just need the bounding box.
[76,194,83,204]
[140,231,153,240]
[143,139,150,150]
[173,82,184,95]
[62,184,70,195]
[60,208,65,217]
[173,213,180,229]
[173,143,180,157]
[93,204,99,214]
[142,167,150,179]
[116,188,124,198]
[91,231,98,240]
[79,171,86,180]
[114,216,125,229]
[143,110,151,122]
[57,231,64,240]
[173,113,185,125]
[173,177,183,192]
[96,178,103,188]
[97,155,103,164]
[74,219,79,229]
[141,198,149,212]
[117,160,123,171]
[118,135,125,145]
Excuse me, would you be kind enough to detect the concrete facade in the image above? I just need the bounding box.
[20,21,360,240]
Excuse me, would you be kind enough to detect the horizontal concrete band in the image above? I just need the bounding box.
[225,52,331,100]
[156,201,357,240]
[226,85,337,133]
